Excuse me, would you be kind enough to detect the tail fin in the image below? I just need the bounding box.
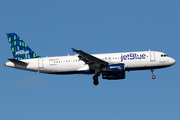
[7,33,41,60]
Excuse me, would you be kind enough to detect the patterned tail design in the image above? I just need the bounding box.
[7,33,41,60]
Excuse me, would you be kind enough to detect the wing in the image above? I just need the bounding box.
[72,48,108,68]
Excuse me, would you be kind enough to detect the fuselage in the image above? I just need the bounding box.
[5,51,176,74]
[5,33,176,85]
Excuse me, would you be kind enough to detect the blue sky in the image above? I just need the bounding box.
[0,0,179,120]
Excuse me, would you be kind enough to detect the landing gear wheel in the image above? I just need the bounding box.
[152,75,156,79]
[151,69,156,79]
[93,80,99,85]
[93,73,100,85]
[93,75,98,81]
[93,76,99,85]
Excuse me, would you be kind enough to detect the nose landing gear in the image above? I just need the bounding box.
[151,69,156,79]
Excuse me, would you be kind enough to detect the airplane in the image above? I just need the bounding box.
[5,33,176,85]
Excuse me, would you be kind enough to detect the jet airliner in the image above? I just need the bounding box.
[5,33,176,85]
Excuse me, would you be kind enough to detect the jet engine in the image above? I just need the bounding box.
[102,63,125,80]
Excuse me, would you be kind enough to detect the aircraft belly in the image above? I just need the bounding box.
[44,62,85,73]
[125,60,146,69]
[126,59,169,71]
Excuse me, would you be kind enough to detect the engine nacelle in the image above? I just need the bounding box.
[102,63,125,80]
[102,63,125,73]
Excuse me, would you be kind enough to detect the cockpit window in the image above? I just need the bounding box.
[161,54,168,57]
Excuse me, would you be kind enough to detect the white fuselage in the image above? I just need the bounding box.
[5,51,175,74]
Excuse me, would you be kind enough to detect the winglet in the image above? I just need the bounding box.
[72,48,77,52]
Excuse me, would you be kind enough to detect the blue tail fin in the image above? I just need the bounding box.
[7,33,41,60]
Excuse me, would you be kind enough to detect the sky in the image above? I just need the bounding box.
[0,0,180,120]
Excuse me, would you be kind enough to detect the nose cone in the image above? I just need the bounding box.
[170,58,176,65]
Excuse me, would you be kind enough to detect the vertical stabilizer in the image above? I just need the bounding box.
[7,33,41,60]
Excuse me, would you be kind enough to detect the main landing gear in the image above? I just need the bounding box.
[93,73,100,85]
[151,69,156,79]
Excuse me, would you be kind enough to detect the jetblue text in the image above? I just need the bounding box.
[121,53,146,62]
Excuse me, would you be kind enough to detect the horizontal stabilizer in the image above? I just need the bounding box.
[8,58,28,65]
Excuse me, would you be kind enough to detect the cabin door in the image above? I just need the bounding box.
[150,52,156,61]
[38,59,44,69]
